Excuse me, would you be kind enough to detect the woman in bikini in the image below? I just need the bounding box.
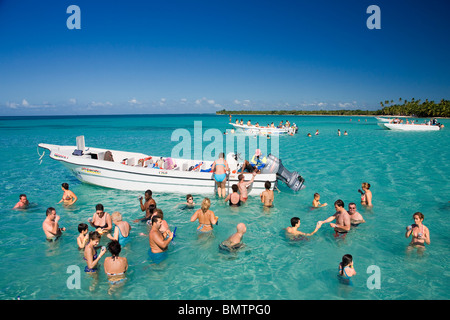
[104,240,128,285]
[358,182,372,207]
[405,212,430,250]
[88,203,112,235]
[190,198,218,233]
[211,153,229,198]
[58,182,77,206]
[84,231,107,273]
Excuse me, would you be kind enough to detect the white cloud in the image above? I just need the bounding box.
[22,99,29,107]
[69,98,77,105]
[128,98,141,105]
[5,101,19,109]
[88,101,113,107]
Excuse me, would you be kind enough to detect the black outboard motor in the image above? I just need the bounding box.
[261,154,305,191]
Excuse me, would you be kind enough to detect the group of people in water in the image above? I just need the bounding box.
[13,172,431,287]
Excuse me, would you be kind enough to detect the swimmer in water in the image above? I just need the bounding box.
[338,254,356,282]
[224,184,242,207]
[42,207,65,242]
[286,217,322,238]
[190,198,219,233]
[260,181,274,208]
[318,199,351,237]
[219,223,246,251]
[237,172,256,202]
[347,203,365,226]
[77,223,89,249]
[312,193,328,208]
[405,212,430,250]
[58,183,77,206]
[84,231,107,272]
[13,194,29,209]
[358,182,372,207]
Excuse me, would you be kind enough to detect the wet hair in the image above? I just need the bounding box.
[231,184,239,193]
[348,202,356,207]
[334,199,344,208]
[61,183,69,190]
[201,198,211,213]
[107,240,121,257]
[95,203,104,211]
[238,174,244,181]
[46,207,55,216]
[89,231,101,241]
[151,215,161,225]
[147,204,156,215]
[264,181,271,190]
[413,212,424,220]
[314,193,320,198]
[290,217,300,227]
[340,254,353,275]
[155,208,164,219]
[145,189,152,197]
[186,194,193,201]
[362,182,371,189]
[218,152,225,159]
[19,194,27,199]
[78,223,88,233]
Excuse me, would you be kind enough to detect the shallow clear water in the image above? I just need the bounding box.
[0,114,449,300]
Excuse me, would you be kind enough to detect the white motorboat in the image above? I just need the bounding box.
[375,117,392,122]
[229,123,297,135]
[378,123,441,131]
[38,136,305,195]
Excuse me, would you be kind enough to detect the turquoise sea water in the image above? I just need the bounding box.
[0,114,449,300]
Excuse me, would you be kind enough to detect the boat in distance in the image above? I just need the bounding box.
[377,123,442,131]
[38,136,305,195]
[229,123,298,135]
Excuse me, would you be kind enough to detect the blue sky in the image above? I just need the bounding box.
[0,0,449,115]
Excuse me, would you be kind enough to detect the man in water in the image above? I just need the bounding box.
[139,189,156,212]
[348,202,365,226]
[148,215,173,264]
[319,199,351,237]
[42,207,65,241]
[13,194,29,209]
[237,171,257,202]
[219,223,246,251]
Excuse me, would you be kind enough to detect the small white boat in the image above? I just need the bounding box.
[229,123,297,135]
[375,117,392,122]
[38,136,305,195]
[378,123,441,131]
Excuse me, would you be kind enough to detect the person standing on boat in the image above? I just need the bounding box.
[58,183,77,206]
[211,152,229,198]
[139,189,156,212]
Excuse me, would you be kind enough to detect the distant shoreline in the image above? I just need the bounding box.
[217,113,449,119]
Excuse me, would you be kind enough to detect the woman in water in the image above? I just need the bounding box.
[104,240,128,285]
[107,212,131,247]
[58,182,77,206]
[338,254,356,283]
[224,184,241,207]
[84,231,107,273]
[405,212,430,250]
[358,182,373,207]
[211,153,229,198]
[190,198,219,233]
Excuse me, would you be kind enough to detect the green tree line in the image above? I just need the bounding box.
[217,99,450,117]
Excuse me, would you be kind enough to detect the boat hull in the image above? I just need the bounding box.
[229,123,295,135]
[379,123,440,131]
